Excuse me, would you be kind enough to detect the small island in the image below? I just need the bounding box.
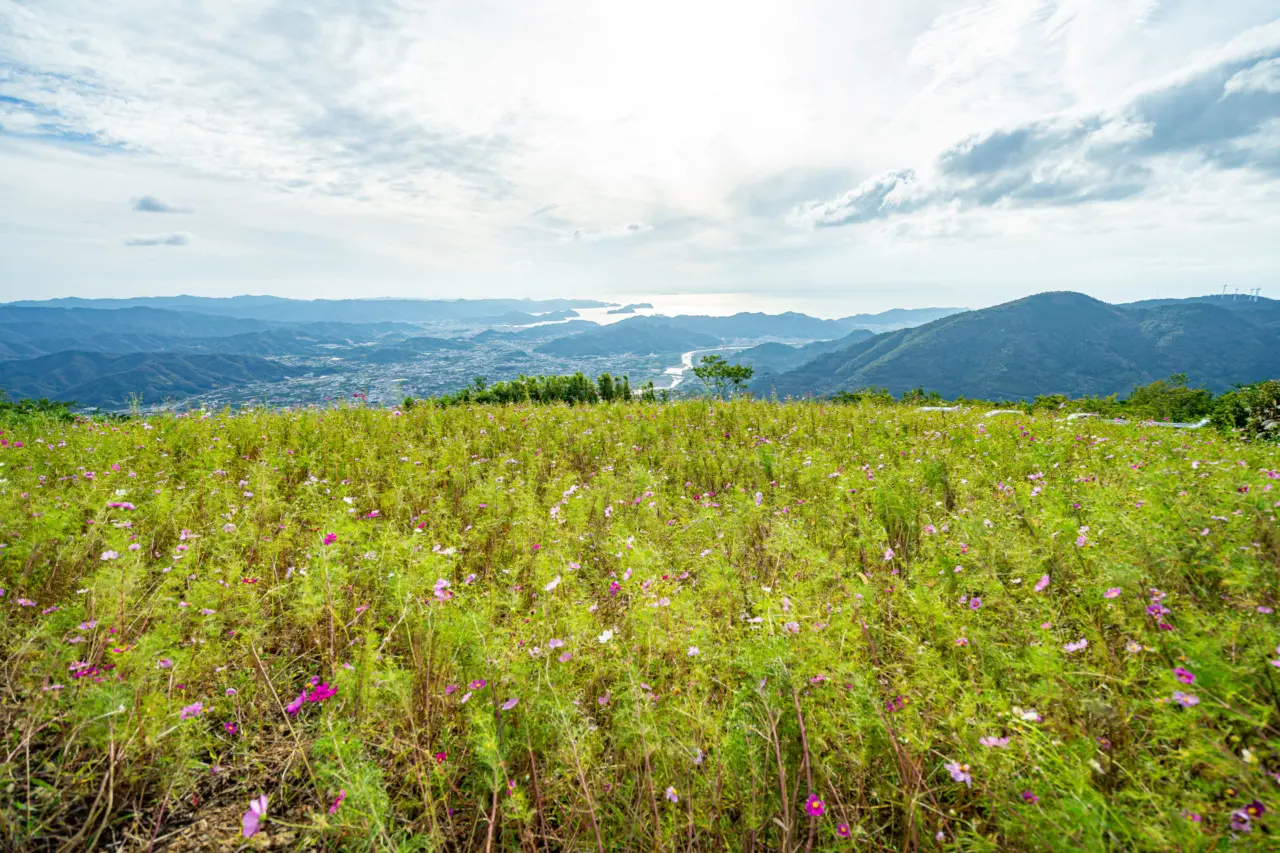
[606,302,655,315]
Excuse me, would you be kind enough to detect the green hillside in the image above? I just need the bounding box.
[760,292,1280,399]
[1,400,1277,850]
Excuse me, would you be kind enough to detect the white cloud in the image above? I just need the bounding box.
[124,232,192,246]
[0,1,1278,310]
[131,196,192,213]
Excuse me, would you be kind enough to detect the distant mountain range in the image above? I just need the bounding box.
[756,292,1280,400]
[9,296,610,324]
[11,292,1258,410]
[0,352,289,409]
[836,307,967,330]
[536,321,720,357]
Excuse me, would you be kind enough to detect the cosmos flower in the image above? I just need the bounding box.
[665,786,679,803]
[805,794,825,816]
[945,761,972,787]
[502,697,519,710]
[285,691,306,716]
[329,790,347,814]
[1104,588,1121,599]
[180,702,204,720]
[1034,575,1050,592]
[1173,667,1195,684]
[306,682,336,703]
[1063,639,1088,653]
[979,736,1010,748]
[837,823,851,838]
[242,794,268,838]
[1171,691,1200,707]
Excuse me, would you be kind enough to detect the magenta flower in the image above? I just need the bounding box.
[329,789,347,815]
[285,691,306,716]
[969,598,982,610]
[502,697,519,710]
[224,722,237,735]
[306,682,336,703]
[558,652,572,662]
[180,702,204,720]
[242,794,268,838]
[470,679,487,690]
[837,823,851,838]
[805,794,825,816]
[945,761,973,787]
[1034,575,1050,592]
[1104,587,1121,599]
[323,533,337,546]
[1021,791,1040,804]
[1173,667,1195,684]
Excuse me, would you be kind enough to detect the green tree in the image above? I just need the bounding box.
[690,355,754,400]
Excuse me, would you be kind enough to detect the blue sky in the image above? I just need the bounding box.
[1,0,1279,315]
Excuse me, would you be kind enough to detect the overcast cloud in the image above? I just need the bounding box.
[1,1,1278,312]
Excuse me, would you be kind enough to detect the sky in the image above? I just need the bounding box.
[2,0,1279,316]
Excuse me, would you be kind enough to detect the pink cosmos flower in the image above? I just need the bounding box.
[1171,691,1200,707]
[1104,588,1121,599]
[945,761,973,787]
[1034,575,1050,592]
[180,702,204,720]
[969,598,982,610]
[502,697,519,710]
[979,736,1010,748]
[1021,791,1040,804]
[285,691,306,716]
[329,790,346,814]
[1173,667,1195,684]
[805,794,825,816]
[242,794,268,838]
[323,533,337,546]
[1063,639,1088,653]
[306,682,336,703]
[837,823,851,838]
[665,786,679,803]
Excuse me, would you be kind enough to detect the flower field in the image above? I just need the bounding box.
[2,401,1279,851]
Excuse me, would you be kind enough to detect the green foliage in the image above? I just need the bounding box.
[1212,379,1280,442]
[690,355,754,400]
[0,395,77,422]
[413,373,660,407]
[1123,374,1215,422]
[1,401,1278,850]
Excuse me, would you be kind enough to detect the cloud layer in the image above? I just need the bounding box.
[124,232,192,247]
[797,32,1280,227]
[1,1,1278,308]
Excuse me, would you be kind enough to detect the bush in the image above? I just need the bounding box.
[1212,379,1280,441]
[1122,374,1214,422]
